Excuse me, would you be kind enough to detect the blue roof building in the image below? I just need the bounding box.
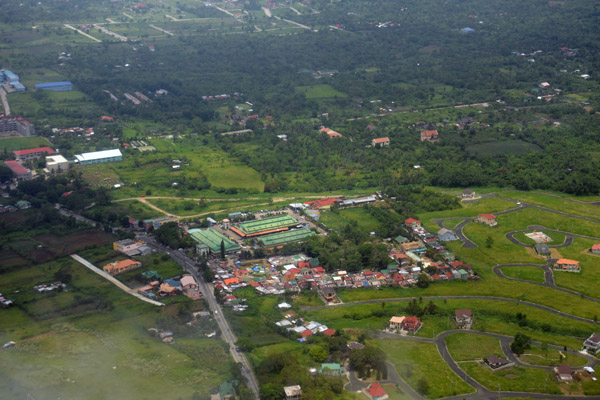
[461,27,475,33]
[35,81,73,91]
[3,70,20,84]
[12,82,26,91]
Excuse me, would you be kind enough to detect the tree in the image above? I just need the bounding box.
[220,240,225,259]
[417,273,430,288]
[259,383,283,400]
[236,337,255,352]
[309,345,328,362]
[417,378,430,396]
[485,235,494,248]
[510,332,531,356]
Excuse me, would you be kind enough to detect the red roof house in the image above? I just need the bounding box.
[320,127,343,138]
[372,137,390,147]
[13,147,55,161]
[477,214,497,226]
[365,382,388,400]
[401,316,422,333]
[405,218,421,226]
[421,129,439,142]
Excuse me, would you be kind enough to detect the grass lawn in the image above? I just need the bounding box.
[304,298,597,349]
[0,259,230,400]
[461,362,562,394]
[295,84,348,99]
[445,333,503,361]
[320,208,382,233]
[518,344,588,367]
[551,237,600,299]
[512,231,566,246]
[374,339,474,399]
[500,266,545,283]
[0,136,52,152]
[501,191,600,219]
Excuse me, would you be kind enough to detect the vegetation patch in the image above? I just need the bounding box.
[466,140,542,156]
[500,266,545,283]
[295,84,348,99]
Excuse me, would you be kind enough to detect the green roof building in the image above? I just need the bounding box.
[257,228,315,247]
[232,215,298,237]
[188,228,241,254]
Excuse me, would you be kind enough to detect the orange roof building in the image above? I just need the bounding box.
[102,259,142,275]
[372,137,390,147]
[320,127,343,138]
[420,129,439,142]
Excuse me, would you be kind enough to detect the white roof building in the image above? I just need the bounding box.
[74,149,122,164]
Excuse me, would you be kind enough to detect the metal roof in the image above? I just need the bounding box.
[75,149,122,162]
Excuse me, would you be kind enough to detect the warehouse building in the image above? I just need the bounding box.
[188,228,241,254]
[257,228,315,248]
[230,215,299,238]
[0,115,35,136]
[34,81,73,91]
[1,70,20,85]
[74,149,122,165]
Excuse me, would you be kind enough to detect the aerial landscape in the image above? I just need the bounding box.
[0,0,599,399]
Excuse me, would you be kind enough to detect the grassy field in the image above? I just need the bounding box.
[461,362,562,394]
[295,84,348,99]
[518,344,588,367]
[500,266,545,283]
[0,258,229,400]
[445,333,503,361]
[304,298,597,349]
[320,207,382,233]
[501,191,600,219]
[0,136,52,152]
[551,237,600,299]
[466,140,542,156]
[512,231,565,246]
[374,339,474,399]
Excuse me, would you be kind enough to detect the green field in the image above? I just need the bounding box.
[0,136,52,152]
[518,344,588,367]
[461,362,562,394]
[501,191,600,219]
[500,266,545,283]
[320,207,382,233]
[512,231,565,246]
[295,84,348,99]
[466,140,542,156]
[551,237,600,299]
[0,259,229,400]
[374,339,474,399]
[445,333,503,361]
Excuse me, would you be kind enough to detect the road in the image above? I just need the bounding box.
[63,24,102,42]
[70,254,164,306]
[0,86,11,116]
[137,233,260,399]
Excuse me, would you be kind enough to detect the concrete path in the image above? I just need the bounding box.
[0,87,11,116]
[63,24,102,42]
[70,254,164,306]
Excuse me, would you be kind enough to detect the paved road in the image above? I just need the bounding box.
[70,254,164,306]
[0,86,10,116]
[303,296,600,325]
[137,233,260,399]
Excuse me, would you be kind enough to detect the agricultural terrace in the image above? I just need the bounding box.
[188,228,240,253]
[231,215,298,237]
[257,228,315,247]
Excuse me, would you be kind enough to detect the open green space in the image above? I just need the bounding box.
[501,191,600,219]
[303,298,598,349]
[512,231,565,246]
[551,237,600,299]
[466,140,542,156]
[0,259,229,400]
[89,200,162,221]
[461,362,562,395]
[518,344,588,367]
[445,333,503,361]
[320,207,382,233]
[0,136,52,152]
[374,339,474,399]
[500,266,545,283]
[295,84,348,99]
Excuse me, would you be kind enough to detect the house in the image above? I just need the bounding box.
[4,160,32,181]
[13,147,55,162]
[554,364,573,382]
[582,333,600,355]
[218,380,238,400]
[365,382,388,400]
[389,316,405,332]
[159,282,178,296]
[113,239,142,255]
[477,213,497,227]
[485,355,514,370]
[320,127,343,138]
[284,385,302,400]
[347,341,365,350]
[405,218,421,227]
[401,316,422,333]
[420,130,439,142]
[455,309,473,329]
[535,243,550,256]
[321,287,336,302]
[553,259,580,272]
[591,244,600,255]
[438,228,458,242]
[462,189,476,199]
[372,137,390,147]
[102,259,142,275]
[45,155,69,173]
[319,363,344,376]
[181,274,201,300]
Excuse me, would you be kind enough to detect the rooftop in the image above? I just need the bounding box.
[13,147,55,156]
[188,228,241,253]
[75,149,122,162]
